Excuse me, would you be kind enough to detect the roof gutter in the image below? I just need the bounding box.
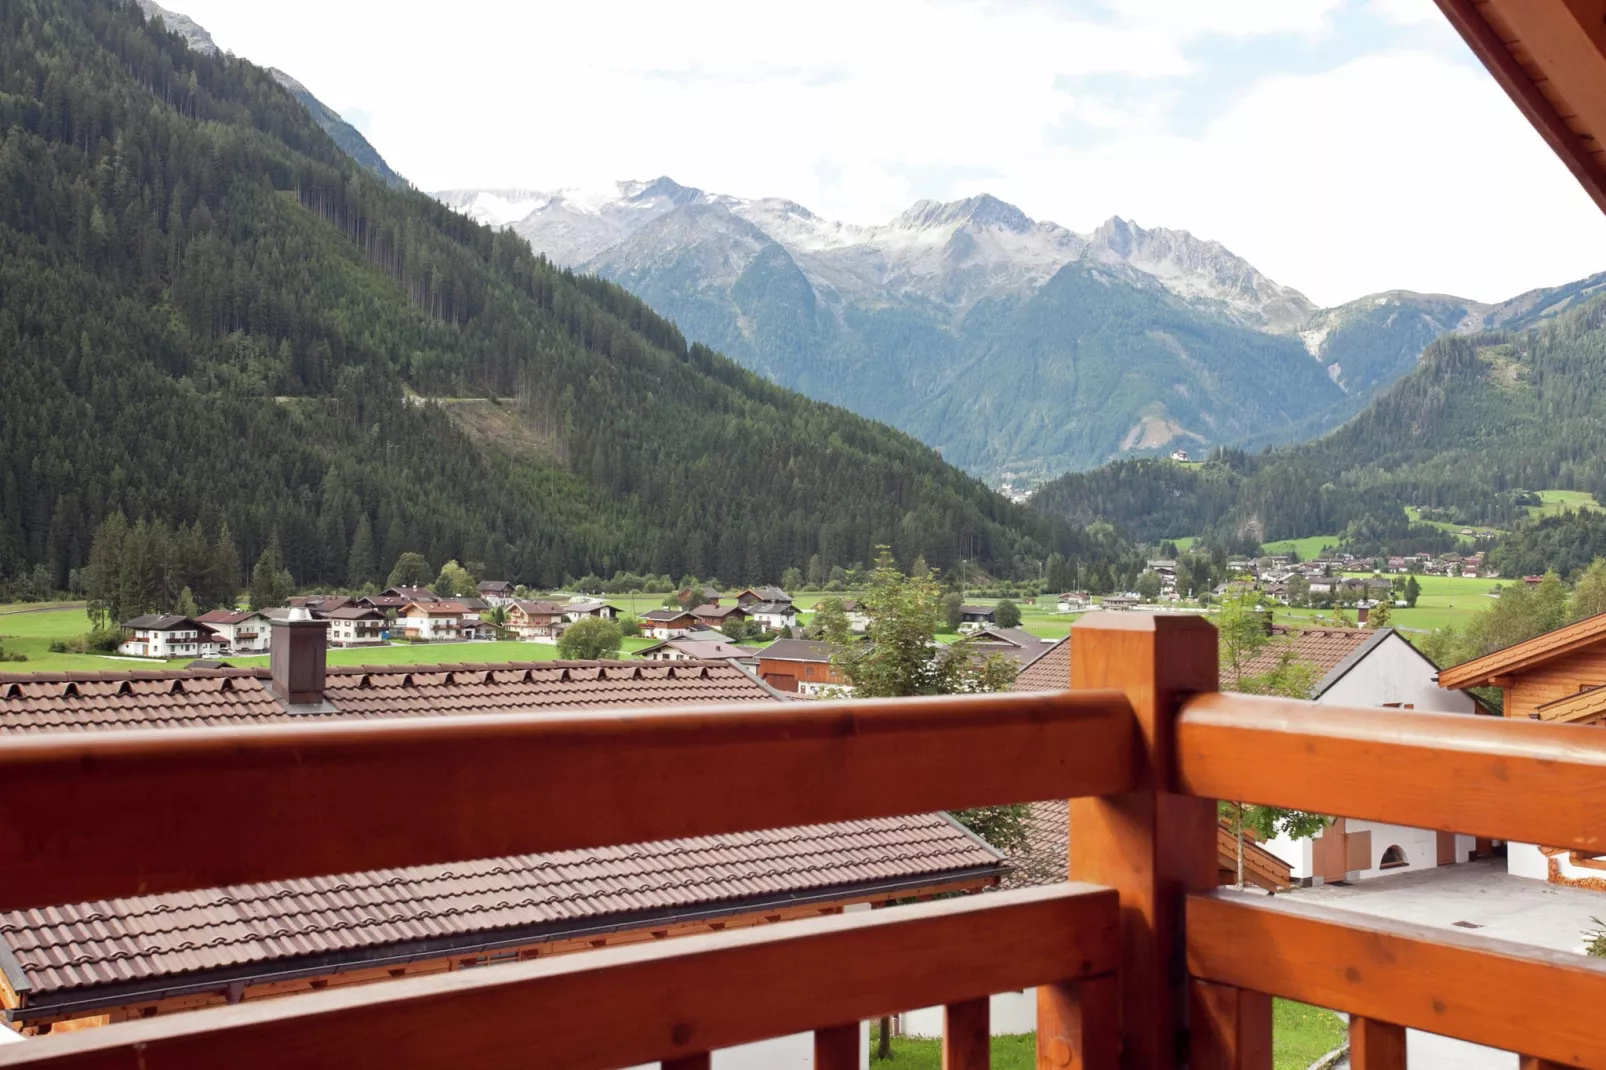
[6,865,1007,1024]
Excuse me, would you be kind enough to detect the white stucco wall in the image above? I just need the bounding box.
[1260,633,1478,883]
[1317,632,1479,713]
[900,990,1037,1038]
[1508,842,1549,880]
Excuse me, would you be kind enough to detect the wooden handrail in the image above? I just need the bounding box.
[0,883,1119,1070]
[1175,691,1606,849]
[1187,891,1606,1068]
[0,690,1134,910]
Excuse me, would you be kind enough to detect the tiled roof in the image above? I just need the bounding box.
[1438,611,1606,690]
[1,814,1003,1002]
[403,602,466,615]
[759,639,834,663]
[0,661,776,734]
[1012,637,1068,692]
[641,609,694,622]
[119,615,193,630]
[639,640,754,661]
[1236,626,1383,694]
[1002,801,1069,889]
[193,610,259,626]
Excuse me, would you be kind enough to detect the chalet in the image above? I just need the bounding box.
[746,601,798,631]
[399,602,466,641]
[839,598,870,632]
[0,625,1003,1035]
[192,609,271,653]
[455,596,497,640]
[380,586,437,602]
[956,604,996,631]
[506,599,566,641]
[690,603,747,628]
[322,605,386,646]
[1169,449,1190,462]
[757,638,849,696]
[117,615,208,659]
[563,599,620,622]
[640,609,697,640]
[1438,612,1606,887]
[734,586,792,609]
[635,638,757,664]
[288,594,352,615]
[1056,592,1090,612]
[357,593,410,613]
[476,580,515,607]
[1100,594,1139,610]
[966,626,1060,672]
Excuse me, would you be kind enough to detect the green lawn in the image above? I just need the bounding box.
[1530,489,1601,518]
[869,1002,1342,1070]
[1261,535,1340,560]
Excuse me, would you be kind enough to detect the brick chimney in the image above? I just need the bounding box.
[1357,603,1371,627]
[269,606,329,706]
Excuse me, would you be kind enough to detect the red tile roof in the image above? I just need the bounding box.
[1,813,1002,1003]
[0,661,776,734]
[1235,626,1380,690]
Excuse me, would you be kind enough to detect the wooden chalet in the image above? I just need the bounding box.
[690,603,747,627]
[1438,611,1606,723]
[640,609,697,640]
[7,6,1606,1068]
[504,599,566,640]
[755,638,848,696]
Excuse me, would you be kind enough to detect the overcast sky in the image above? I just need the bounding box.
[172,0,1604,307]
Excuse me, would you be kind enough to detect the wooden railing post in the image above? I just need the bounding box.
[1067,614,1219,1070]
[1188,980,1271,1070]
[815,1023,860,1069]
[1349,1017,1405,1069]
[944,998,990,1070]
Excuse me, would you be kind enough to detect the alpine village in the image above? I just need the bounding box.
[6,3,1606,1069]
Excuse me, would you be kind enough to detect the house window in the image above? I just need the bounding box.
[1379,845,1408,869]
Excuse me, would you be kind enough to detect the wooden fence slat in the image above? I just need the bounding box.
[1187,891,1606,1069]
[1036,974,1119,1070]
[0,884,1118,1070]
[1349,1017,1406,1070]
[0,690,1134,910]
[1069,614,1220,1070]
[1176,692,1606,851]
[1189,979,1271,1070]
[813,1023,860,1070]
[942,998,989,1070]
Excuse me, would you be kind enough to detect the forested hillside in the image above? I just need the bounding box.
[1032,292,1606,553]
[0,0,1103,595]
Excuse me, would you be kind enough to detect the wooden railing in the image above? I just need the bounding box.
[1,614,1605,1068]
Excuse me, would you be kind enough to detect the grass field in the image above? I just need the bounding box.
[869,1001,1342,1070]
[1260,534,1340,560]
[1530,489,1601,518]
[0,605,659,675]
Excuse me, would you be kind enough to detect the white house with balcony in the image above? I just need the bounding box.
[118,615,209,658]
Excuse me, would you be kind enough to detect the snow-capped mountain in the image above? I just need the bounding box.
[433,177,1599,482]
[440,178,1306,334]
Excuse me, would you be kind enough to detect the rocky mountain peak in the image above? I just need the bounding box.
[132,0,218,54]
[893,194,1033,234]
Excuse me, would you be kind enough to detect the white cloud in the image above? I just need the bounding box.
[172,0,1606,306]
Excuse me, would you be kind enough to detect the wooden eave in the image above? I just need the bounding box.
[1435,0,1606,214]
[1436,611,1606,689]
[1534,684,1606,723]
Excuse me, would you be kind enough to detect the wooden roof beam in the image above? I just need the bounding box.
[1435,0,1606,214]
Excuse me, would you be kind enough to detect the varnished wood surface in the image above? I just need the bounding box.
[813,1024,860,1070]
[1176,691,1606,850]
[0,884,1118,1070]
[942,998,990,1070]
[1070,613,1219,1070]
[1434,0,1606,214]
[1035,975,1118,1070]
[1187,891,1606,1068]
[1189,980,1271,1070]
[1349,1017,1406,1070]
[0,690,1134,910]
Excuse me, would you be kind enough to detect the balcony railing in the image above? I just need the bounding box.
[0,614,1603,1068]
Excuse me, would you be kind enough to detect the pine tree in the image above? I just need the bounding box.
[347,515,377,589]
[249,534,293,610]
[209,523,241,609]
[85,512,129,628]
